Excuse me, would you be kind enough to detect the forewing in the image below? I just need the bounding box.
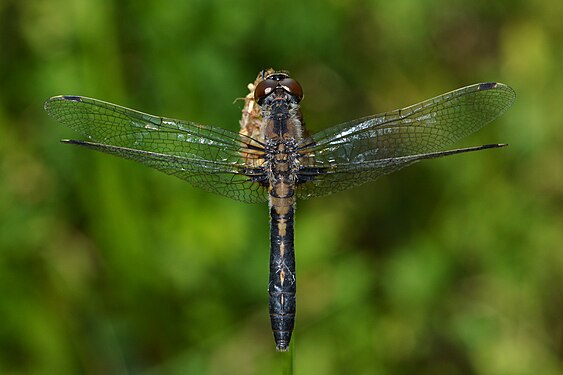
[45,96,268,203]
[297,82,515,199]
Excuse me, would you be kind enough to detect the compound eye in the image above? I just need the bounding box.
[280,78,303,102]
[254,79,278,104]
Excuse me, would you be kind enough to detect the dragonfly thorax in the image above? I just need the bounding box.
[259,93,303,141]
[264,139,301,183]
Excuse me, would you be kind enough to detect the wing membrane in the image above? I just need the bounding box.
[297,83,515,199]
[45,96,268,203]
[297,144,505,199]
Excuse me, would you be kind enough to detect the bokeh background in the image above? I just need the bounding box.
[1,0,562,374]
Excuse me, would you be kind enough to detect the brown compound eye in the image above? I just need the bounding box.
[254,79,278,104]
[279,78,303,102]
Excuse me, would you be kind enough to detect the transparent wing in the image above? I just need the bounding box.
[296,82,515,199]
[45,95,268,203]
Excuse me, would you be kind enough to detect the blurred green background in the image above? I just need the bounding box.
[1,0,562,374]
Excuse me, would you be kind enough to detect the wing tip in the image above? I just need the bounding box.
[59,95,82,103]
[477,82,516,109]
[46,94,82,101]
[44,95,83,110]
[60,139,84,145]
[478,82,498,90]
[478,82,515,96]
[480,143,508,150]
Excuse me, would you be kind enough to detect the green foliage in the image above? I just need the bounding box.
[1,0,562,373]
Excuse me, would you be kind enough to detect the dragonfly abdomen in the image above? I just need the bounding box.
[268,184,297,352]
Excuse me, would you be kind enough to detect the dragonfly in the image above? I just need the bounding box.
[45,70,515,351]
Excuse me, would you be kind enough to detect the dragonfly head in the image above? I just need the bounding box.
[254,71,303,106]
